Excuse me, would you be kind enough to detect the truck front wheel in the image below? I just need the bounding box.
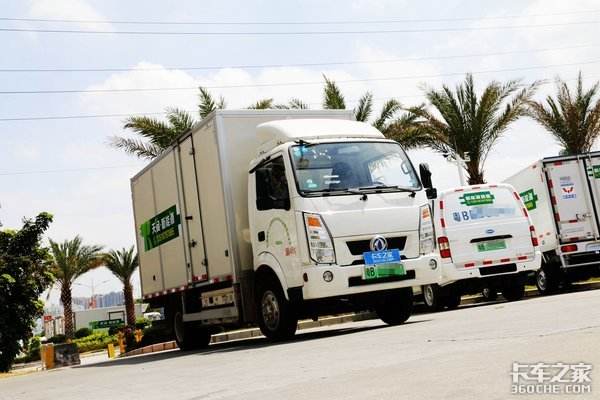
[173,311,211,351]
[256,277,298,341]
[536,267,560,295]
[376,288,413,325]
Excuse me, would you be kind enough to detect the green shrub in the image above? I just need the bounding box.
[72,332,117,353]
[47,334,66,344]
[140,324,172,347]
[27,337,41,361]
[74,327,92,339]
[135,317,150,330]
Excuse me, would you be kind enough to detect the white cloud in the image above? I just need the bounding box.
[27,0,113,31]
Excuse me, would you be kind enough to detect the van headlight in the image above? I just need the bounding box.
[419,204,435,254]
[304,213,336,264]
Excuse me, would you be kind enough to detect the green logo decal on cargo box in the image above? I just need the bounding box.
[593,165,600,179]
[520,188,538,210]
[140,205,181,251]
[459,191,495,206]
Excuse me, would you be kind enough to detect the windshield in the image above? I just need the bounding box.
[289,141,420,195]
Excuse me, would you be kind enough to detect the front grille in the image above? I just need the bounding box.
[348,270,415,286]
[479,264,517,276]
[346,236,407,255]
[564,251,600,267]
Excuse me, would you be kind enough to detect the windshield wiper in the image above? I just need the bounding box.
[294,139,316,147]
[355,185,417,197]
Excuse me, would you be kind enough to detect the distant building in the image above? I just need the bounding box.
[73,304,147,331]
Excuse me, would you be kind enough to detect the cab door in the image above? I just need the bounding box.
[250,155,299,280]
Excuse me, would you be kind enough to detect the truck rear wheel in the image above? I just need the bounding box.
[502,281,525,301]
[443,290,462,310]
[376,288,413,325]
[422,284,444,311]
[173,311,211,351]
[256,277,298,341]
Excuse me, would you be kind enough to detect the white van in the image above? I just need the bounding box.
[421,183,542,310]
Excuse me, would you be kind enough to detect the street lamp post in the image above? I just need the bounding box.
[74,279,111,309]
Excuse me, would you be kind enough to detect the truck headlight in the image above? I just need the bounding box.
[304,213,336,264]
[419,204,435,254]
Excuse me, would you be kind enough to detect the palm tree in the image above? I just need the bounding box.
[103,247,138,327]
[322,75,402,131]
[49,236,103,339]
[110,108,195,160]
[527,72,600,155]
[395,74,540,184]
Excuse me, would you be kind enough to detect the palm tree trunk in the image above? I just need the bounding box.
[466,161,485,185]
[123,282,136,327]
[61,284,74,339]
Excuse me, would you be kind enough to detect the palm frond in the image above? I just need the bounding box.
[198,87,225,118]
[373,99,401,131]
[109,136,164,160]
[248,98,274,109]
[354,92,373,122]
[288,98,309,109]
[104,246,138,285]
[322,75,346,109]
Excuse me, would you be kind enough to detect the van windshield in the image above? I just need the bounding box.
[289,141,420,195]
[443,188,519,227]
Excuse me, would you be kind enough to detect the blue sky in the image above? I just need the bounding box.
[1,0,599,301]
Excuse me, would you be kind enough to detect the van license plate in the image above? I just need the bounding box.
[362,249,405,280]
[476,240,507,252]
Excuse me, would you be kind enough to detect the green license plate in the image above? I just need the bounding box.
[363,263,406,280]
[476,239,507,252]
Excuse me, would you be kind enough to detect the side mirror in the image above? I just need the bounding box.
[419,163,437,199]
[419,163,433,189]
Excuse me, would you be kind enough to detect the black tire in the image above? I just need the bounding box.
[536,266,560,295]
[443,291,462,310]
[422,284,444,311]
[256,276,298,341]
[481,287,498,301]
[502,281,525,302]
[173,311,211,351]
[376,288,413,325]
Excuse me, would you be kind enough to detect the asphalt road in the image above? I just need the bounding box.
[2,290,600,400]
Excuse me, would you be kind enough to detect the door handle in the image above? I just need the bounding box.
[190,239,197,247]
[258,231,266,242]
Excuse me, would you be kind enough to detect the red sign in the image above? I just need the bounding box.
[43,315,53,322]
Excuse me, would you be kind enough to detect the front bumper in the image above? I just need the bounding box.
[301,254,442,300]
[440,250,542,284]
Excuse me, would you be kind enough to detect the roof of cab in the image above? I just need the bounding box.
[256,119,385,144]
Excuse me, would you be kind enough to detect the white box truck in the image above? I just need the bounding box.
[419,184,541,310]
[131,110,441,348]
[505,152,600,293]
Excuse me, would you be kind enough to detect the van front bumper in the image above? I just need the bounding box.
[301,254,442,300]
[440,251,542,284]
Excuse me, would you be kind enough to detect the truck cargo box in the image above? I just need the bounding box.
[131,110,353,302]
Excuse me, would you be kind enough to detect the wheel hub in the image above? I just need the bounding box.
[537,270,547,291]
[424,285,435,306]
[261,291,280,331]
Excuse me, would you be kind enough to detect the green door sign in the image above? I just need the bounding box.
[140,205,181,251]
[519,189,538,211]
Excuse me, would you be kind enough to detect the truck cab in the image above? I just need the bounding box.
[248,119,441,338]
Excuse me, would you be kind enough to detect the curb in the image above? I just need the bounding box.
[122,280,600,357]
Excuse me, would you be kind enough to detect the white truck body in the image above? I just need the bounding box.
[131,110,441,343]
[505,153,600,278]
[419,184,541,309]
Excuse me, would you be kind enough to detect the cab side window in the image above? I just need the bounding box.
[255,156,290,211]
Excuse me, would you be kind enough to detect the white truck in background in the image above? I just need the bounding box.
[420,184,541,310]
[131,110,441,348]
[505,152,600,293]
